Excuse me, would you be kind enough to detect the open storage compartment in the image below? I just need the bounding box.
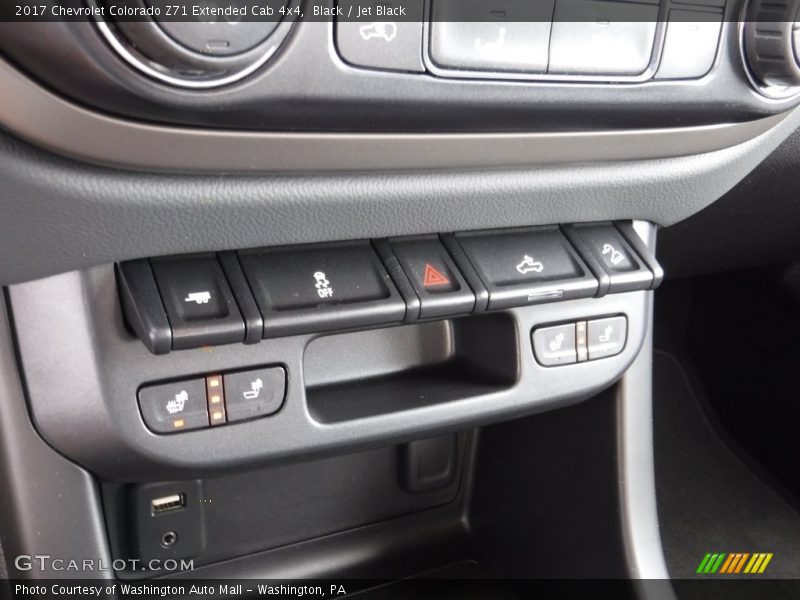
[304,313,519,423]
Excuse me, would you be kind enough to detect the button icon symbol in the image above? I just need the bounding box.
[185,291,212,304]
[516,255,544,275]
[314,271,334,299]
[422,263,450,288]
[548,332,565,352]
[601,243,625,266]
[359,22,397,42]
[243,378,263,400]
[598,325,613,343]
[166,390,188,415]
[474,26,506,54]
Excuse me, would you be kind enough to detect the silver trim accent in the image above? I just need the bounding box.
[0,57,791,173]
[90,2,295,89]
[617,294,677,586]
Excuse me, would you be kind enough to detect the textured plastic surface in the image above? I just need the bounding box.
[305,313,517,423]
[218,251,264,345]
[0,14,792,132]
[398,434,458,494]
[0,231,673,586]
[105,437,465,576]
[156,334,670,582]
[1,104,800,287]
[10,262,650,481]
[0,298,113,579]
[116,260,172,355]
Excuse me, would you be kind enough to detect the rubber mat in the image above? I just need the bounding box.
[653,351,800,580]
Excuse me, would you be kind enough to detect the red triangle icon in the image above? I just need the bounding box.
[423,263,450,287]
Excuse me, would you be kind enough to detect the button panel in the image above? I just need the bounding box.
[532,315,628,367]
[139,366,286,434]
[118,222,661,354]
[332,1,726,82]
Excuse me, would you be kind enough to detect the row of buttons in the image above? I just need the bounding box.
[118,222,662,354]
[336,0,722,80]
[139,367,286,434]
[532,316,628,366]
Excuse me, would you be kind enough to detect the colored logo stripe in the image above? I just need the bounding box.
[697,553,726,574]
[697,553,773,575]
[744,553,774,574]
[719,553,749,574]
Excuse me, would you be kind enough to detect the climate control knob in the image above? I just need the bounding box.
[94,0,294,89]
[742,0,800,95]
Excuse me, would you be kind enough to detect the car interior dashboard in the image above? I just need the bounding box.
[3,0,800,596]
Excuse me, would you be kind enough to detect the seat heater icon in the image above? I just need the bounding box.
[548,332,565,352]
[166,390,188,415]
[243,378,263,400]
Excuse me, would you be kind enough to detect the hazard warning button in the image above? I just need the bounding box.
[422,262,454,290]
[389,235,475,319]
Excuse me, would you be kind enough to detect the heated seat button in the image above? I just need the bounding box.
[453,227,598,310]
[587,316,627,360]
[388,236,475,319]
[238,241,406,338]
[562,223,654,294]
[139,379,208,434]
[532,323,577,366]
[150,254,245,350]
[224,367,286,423]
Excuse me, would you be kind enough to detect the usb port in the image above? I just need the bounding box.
[151,493,185,515]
